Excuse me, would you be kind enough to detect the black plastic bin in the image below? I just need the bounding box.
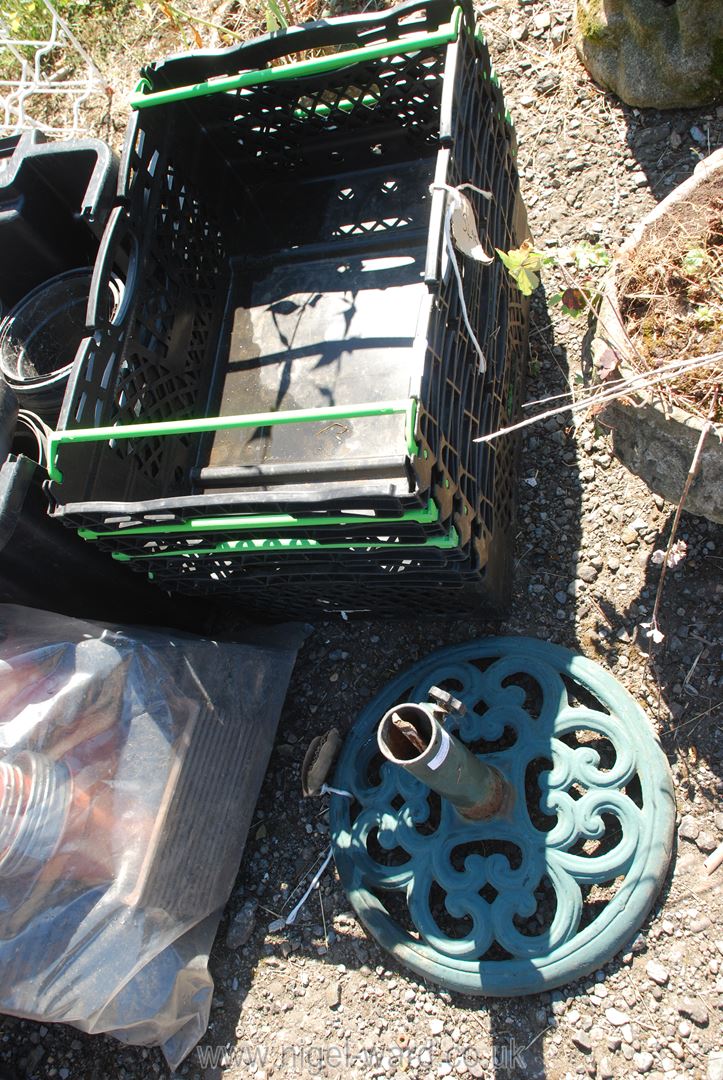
[46,0,529,617]
[0,130,117,313]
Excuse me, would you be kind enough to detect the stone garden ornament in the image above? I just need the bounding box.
[574,0,723,108]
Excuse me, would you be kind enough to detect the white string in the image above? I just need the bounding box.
[431,182,490,374]
[277,785,352,927]
[433,181,493,201]
[285,847,334,926]
[17,409,52,467]
[320,783,354,798]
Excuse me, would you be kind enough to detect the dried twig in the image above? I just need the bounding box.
[646,419,714,646]
[474,352,722,443]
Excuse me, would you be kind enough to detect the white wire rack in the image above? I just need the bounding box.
[0,0,108,136]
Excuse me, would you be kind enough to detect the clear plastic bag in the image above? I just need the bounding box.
[0,604,303,1067]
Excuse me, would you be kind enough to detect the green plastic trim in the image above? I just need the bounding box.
[47,398,418,485]
[131,11,462,110]
[111,525,459,561]
[79,498,439,541]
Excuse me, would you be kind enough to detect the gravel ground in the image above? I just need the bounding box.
[1,2,722,1078]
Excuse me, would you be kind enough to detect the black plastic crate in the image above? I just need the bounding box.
[78,498,448,554]
[112,529,472,571]
[45,0,528,615]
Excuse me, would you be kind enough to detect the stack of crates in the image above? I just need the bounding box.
[45,0,530,619]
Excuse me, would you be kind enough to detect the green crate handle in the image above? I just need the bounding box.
[111,525,460,561]
[79,496,439,541]
[130,9,462,109]
[47,398,418,485]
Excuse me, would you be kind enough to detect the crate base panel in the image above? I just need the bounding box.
[205,244,429,476]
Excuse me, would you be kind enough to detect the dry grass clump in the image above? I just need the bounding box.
[223,0,330,40]
[616,175,722,422]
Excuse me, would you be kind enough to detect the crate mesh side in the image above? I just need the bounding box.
[419,29,527,558]
[199,48,446,177]
[63,119,229,494]
[144,567,501,619]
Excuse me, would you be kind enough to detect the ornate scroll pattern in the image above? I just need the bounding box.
[330,638,675,994]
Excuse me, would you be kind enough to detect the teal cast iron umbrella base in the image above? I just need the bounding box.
[329,638,676,995]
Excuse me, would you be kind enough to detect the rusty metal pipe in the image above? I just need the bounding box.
[376,701,509,820]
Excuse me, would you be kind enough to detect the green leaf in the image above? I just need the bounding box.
[266,0,288,29]
[495,242,545,296]
[694,304,715,328]
[566,241,611,271]
[683,248,707,274]
[517,268,540,296]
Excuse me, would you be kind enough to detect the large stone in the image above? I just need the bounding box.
[574,0,723,108]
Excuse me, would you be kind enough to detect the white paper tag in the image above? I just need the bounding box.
[427,728,451,771]
[450,191,494,264]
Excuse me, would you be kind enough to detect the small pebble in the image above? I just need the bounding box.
[633,1052,654,1074]
[645,960,669,986]
[695,831,717,854]
[226,899,258,949]
[708,1051,723,1080]
[678,997,708,1026]
[678,815,699,841]
[597,1057,614,1079]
